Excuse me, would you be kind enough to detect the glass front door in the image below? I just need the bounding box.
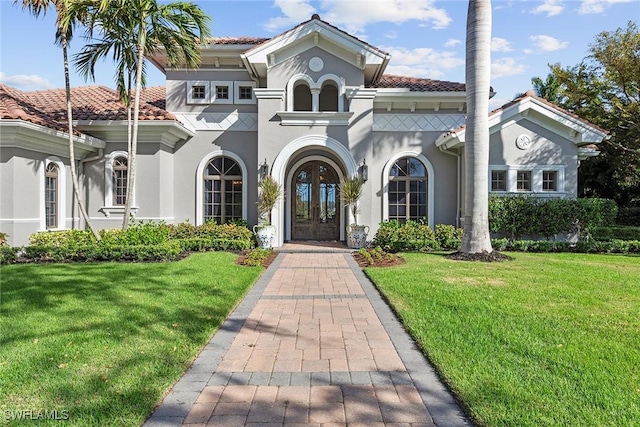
[291,161,340,241]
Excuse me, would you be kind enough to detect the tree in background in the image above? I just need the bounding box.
[20,0,100,240]
[531,73,562,104]
[80,0,211,230]
[459,0,494,255]
[549,21,639,207]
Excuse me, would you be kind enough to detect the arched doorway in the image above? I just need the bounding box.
[291,160,340,240]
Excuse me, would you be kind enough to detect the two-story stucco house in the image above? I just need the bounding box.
[0,15,608,247]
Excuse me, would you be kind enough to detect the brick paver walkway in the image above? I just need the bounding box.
[145,245,470,426]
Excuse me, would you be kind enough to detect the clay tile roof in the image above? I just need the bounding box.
[0,84,176,134]
[204,36,271,45]
[373,75,466,92]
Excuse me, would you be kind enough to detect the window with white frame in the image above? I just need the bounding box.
[186,81,210,104]
[319,81,338,112]
[489,166,565,194]
[516,170,532,192]
[388,157,428,222]
[211,81,233,104]
[112,156,128,206]
[491,170,507,192]
[542,170,558,191]
[234,81,256,104]
[45,163,59,229]
[203,156,243,223]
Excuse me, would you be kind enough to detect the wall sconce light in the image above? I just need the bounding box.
[259,159,269,179]
[359,159,368,182]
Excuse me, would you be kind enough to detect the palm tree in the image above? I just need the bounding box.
[460,0,493,254]
[531,73,562,103]
[20,0,100,240]
[86,0,211,230]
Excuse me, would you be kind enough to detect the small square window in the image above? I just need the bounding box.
[192,85,206,99]
[516,171,532,191]
[216,86,229,100]
[491,170,507,191]
[543,171,558,191]
[238,86,253,100]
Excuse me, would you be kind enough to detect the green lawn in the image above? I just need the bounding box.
[365,252,640,427]
[0,252,262,426]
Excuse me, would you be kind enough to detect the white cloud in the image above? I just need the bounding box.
[491,58,526,78]
[381,46,464,78]
[266,0,452,33]
[492,37,513,52]
[531,0,564,16]
[445,38,461,48]
[0,72,55,90]
[579,0,634,14]
[529,35,569,51]
[264,0,317,31]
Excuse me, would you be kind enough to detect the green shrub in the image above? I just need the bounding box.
[210,239,251,251]
[434,224,463,250]
[240,247,272,266]
[372,220,439,253]
[23,241,182,263]
[617,207,640,226]
[488,196,618,238]
[490,238,640,254]
[29,229,94,246]
[0,246,20,264]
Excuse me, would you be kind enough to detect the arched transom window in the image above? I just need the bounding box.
[203,156,243,223]
[388,157,428,222]
[112,156,128,206]
[45,163,59,229]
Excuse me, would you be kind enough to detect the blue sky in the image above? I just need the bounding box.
[1,0,638,109]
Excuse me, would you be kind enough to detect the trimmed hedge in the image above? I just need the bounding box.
[372,220,463,253]
[489,196,618,239]
[589,226,640,241]
[0,246,19,264]
[24,241,182,262]
[491,238,640,253]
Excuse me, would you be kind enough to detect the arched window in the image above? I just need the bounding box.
[293,82,312,111]
[45,163,59,229]
[319,81,338,112]
[112,156,128,206]
[203,156,243,223]
[388,157,428,222]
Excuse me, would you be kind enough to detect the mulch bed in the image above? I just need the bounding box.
[445,250,514,262]
[352,251,405,268]
[235,250,278,268]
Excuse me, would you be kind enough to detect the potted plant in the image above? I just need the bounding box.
[253,175,282,249]
[340,175,369,249]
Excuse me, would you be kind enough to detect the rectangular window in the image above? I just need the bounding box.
[192,85,206,99]
[238,86,252,100]
[45,176,57,228]
[216,86,229,100]
[542,171,558,191]
[516,171,532,191]
[491,170,507,191]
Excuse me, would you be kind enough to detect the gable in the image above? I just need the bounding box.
[242,16,389,84]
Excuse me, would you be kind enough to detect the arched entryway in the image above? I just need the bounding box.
[291,160,340,241]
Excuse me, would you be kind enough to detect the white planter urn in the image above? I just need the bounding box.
[346,224,369,249]
[253,225,276,249]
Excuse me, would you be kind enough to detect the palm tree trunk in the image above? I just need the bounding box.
[461,0,493,253]
[62,34,100,241]
[123,29,146,231]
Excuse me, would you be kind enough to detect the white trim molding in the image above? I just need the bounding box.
[271,135,358,247]
[186,81,210,104]
[382,152,435,230]
[175,113,258,132]
[195,150,248,225]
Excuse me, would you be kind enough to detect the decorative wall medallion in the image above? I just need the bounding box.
[309,57,324,72]
[516,134,532,150]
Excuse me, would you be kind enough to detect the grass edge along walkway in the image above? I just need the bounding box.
[0,252,263,426]
[365,251,640,427]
